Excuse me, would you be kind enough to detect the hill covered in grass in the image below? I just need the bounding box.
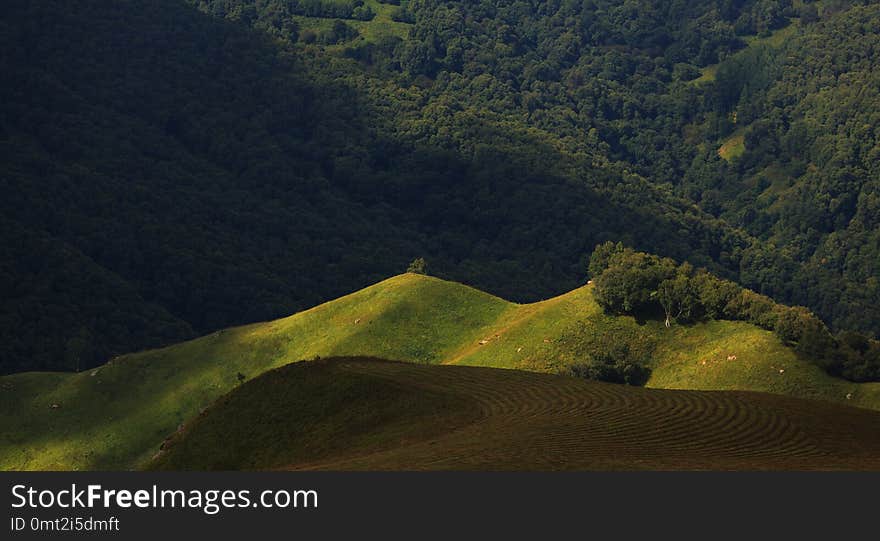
[2,273,879,470]
[150,357,880,471]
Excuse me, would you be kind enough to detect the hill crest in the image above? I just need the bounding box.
[2,273,878,470]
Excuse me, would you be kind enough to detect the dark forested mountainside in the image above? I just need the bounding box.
[375,0,880,336]
[1,0,878,373]
[697,4,880,335]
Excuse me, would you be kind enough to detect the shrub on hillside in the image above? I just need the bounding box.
[564,326,653,387]
[724,289,777,329]
[407,257,428,275]
[829,336,880,382]
[569,355,651,387]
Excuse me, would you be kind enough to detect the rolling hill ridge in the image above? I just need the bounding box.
[150,358,880,471]
[2,273,878,470]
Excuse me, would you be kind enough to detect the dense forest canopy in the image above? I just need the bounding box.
[1,0,879,374]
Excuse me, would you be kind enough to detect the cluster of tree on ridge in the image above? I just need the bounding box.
[589,243,880,382]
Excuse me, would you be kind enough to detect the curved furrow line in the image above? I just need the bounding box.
[320,360,880,470]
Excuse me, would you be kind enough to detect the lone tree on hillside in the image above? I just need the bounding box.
[655,264,698,328]
[407,257,428,275]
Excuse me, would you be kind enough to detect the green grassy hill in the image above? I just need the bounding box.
[2,274,878,470]
[150,357,880,471]
[296,0,412,45]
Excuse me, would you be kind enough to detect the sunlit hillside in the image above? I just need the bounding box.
[2,274,878,470]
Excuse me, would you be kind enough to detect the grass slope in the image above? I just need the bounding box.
[296,0,411,45]
[2,274,878,470]
[152,358,880,471]
[692,19,798,85]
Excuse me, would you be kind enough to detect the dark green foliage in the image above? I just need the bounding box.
[3,0,880,374]
[828,333,880,382]
[656,264,700,327]
[589,243,880,382]
[569,359,651,387]
[593,250,676,315]
[0,217,193,373]
[724,289,779,329]
[192,0,374,26]
[733,0,792,35]
[320,20,359,44]
[692,270,741,320]
[560,317,656,387]
[406,258,428,275]
[191,0,299,41]
[799,3,820,24]
[587,242,625,281]
[0,0,755,373]
[566,330,653,387]
[390,6,415,24]
[393,0,876,338]
[692,3,880,336]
